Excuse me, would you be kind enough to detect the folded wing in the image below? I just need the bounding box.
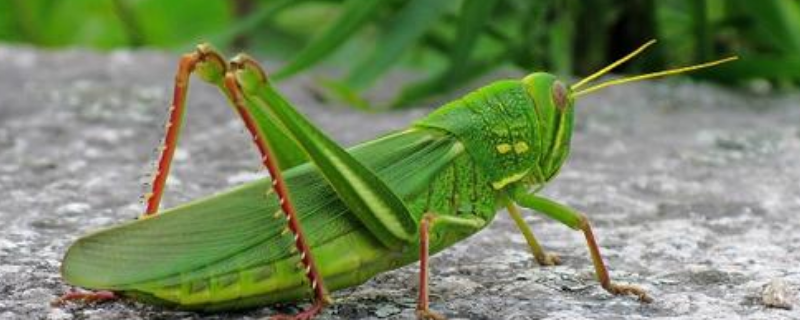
[62,129,462,290]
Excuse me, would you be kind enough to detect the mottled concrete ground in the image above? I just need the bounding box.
[1,45,799,320]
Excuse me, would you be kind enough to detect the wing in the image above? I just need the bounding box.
[61,128,462,290]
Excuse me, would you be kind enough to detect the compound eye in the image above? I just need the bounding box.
[552,81,568,111]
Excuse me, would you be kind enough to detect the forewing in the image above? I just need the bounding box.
[61,129,462,290]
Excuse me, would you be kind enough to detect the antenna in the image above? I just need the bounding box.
[570,40,737,98]
[571,40,657,90]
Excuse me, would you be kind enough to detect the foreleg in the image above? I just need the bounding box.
[506,204,561,266]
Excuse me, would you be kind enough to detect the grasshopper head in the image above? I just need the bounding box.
[521,72,575,182]
[520,40,737,184]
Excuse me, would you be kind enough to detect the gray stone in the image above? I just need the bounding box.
[1,45,799,320]
[762,279,795,310]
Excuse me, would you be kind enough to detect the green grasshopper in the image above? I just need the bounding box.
[57,40,735,319]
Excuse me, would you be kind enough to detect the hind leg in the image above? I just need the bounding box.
[52,290,117,306]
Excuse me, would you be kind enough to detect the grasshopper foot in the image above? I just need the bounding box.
[604,282,652,303]
[271,304,323,320]
[416,308,446,320]
[535,252,561,266]
[52,290,117,306]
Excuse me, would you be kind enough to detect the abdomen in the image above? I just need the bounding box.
[131,153,498,311]
[133,229,399,310]
[62,129,498,310]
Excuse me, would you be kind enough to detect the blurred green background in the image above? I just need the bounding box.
[3,0,799,108]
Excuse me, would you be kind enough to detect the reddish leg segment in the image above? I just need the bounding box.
[52,290,117,306]
[580,218,652,303]
[142,45,228,217]
[224,73,330,320]
[143,52,197,216]
[416,214,445,320]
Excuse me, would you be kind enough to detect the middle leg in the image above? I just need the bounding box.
[416,213,486,320]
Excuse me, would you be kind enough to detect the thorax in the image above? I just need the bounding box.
[414,80,545,190]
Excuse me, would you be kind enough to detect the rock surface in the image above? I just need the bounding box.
[1,45,799,320]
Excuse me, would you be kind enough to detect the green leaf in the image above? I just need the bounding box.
[3,0,46,44]
[274,0,383,80]
[130,0,233,51]
[689,0,711,62]
[445,0,501,81]
[734,0,800,53]
[44,0,129,49]
[346,0,452,89]
[386,0,499,109]
[390,57,501,109]
[699,55,800,81]
[208,0,296,49]
[315,77,372,110]
[548,0,575,76]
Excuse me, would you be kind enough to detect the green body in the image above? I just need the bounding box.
[61,73,575,310]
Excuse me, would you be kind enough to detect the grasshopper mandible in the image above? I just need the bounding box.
[57,40,735,319]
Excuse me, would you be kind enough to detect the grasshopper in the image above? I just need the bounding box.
[57,40,735,319]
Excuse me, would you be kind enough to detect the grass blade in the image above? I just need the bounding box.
[390,56,503,109]
[346,0,452,89]
[445,0,500,81]
[274,0,383,80]
[734,0,800,53]
[209,0,295,49]
[700,55,800,81]
[386,0,499,109]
